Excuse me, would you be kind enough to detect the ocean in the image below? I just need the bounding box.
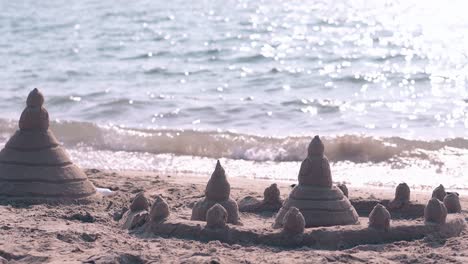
[0,0,467,190]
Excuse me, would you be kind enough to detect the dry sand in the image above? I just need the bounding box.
[1,169,467,264]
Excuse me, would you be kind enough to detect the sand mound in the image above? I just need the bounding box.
[444,193,461,213]
[238,183,283,212]
[0,89,97,204]
[425,198,448,224]
[368,204,391,231]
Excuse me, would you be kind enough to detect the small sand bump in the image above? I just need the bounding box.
[425,198,448,224]
[130,192,150,212]
[206,203,228,229]
[389,183,410,209]
[368,204,391,231]
[263,183,281,205]
[282,207,305,234]
[443,193,461,213]
[150,195,170,222]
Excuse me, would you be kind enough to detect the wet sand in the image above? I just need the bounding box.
[0,169,467,263]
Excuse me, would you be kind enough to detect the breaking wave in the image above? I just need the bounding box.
[0,119,465,164]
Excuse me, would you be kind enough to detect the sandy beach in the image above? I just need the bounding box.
[0,169,466,264]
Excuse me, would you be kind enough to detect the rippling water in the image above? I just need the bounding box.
[1,0,467,189]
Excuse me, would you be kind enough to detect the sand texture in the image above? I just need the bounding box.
[0,170,468,263]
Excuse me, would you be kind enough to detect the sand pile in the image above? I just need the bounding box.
[121,192,150,229]
[368,204,391,231]
[274,136,359,228]
[444,193,461,213]
[389,183,410,209]
[191,161,240,224]
[238,183,283,212]
[425,198,448,224]
[0,89,97,203]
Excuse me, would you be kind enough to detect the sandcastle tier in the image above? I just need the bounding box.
[274,136,358,228]
[191,161,240,224]
[0,89,97,203]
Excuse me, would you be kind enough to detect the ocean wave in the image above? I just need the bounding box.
[0,119,465,164]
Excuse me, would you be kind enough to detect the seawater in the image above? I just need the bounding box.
[0,0,467,190]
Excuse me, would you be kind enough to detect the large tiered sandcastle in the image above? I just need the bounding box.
[0,89,97,203]
[274,136,359,228]
[191,160,240,224]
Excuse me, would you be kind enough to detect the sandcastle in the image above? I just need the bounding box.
[123,156,465,250]
[191,160,240,224]
[273,136,359,228]
[0,89,97,203]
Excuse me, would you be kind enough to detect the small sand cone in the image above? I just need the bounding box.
[432,184,446,201]
[130,192,150,212]
[443,193,461,213]
[389,183,410,209]
[424,198,448,224]
[191,161,240,224]
[264,183,281,205]
[150,195,170,222]
[337,183,348,197]
[206,204,228,229]
[368,204,391,231]
[205,160,230,201]
[282,207,305,235]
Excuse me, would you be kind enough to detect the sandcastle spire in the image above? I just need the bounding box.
[19,88,49,131]
[298,135,332,187]
[26,88,44,107]
[205,160,230,201]
[308,135,325,157]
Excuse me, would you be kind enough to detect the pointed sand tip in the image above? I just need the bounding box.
[308,135,324,156]
[27,88,44,107]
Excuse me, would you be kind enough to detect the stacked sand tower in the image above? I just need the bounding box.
[0,89,97,203]
[274,136,359,228]
[191,160,240,224]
